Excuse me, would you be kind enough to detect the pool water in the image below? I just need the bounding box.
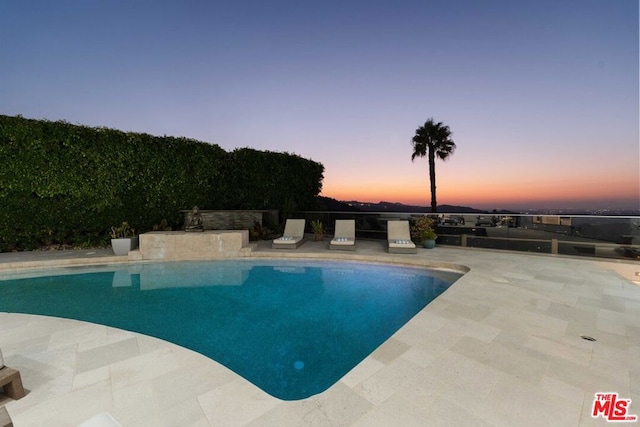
[0,259,462,400]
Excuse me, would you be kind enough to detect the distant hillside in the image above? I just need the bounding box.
[315,196,639,215]
[316,196,360,211]
[316,197,485,213]
[345,201,484,213]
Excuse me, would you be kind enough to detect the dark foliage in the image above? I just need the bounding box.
[0,115,324,251]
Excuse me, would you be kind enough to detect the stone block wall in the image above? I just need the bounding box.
[181,210,277,231]
[138,230,251,260]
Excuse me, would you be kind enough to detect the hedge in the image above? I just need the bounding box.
[0,115,324,250]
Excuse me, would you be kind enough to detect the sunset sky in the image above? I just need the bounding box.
[1,0,638,211]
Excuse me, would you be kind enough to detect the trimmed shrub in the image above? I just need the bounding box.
[0,115,324,251]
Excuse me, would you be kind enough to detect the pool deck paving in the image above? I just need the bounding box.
[0,238,639,426]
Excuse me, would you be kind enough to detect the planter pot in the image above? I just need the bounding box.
[423,239,436,249]
[111,237,138,255]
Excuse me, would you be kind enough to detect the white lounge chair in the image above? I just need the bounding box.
[272,219,306,249]
[330,219,355,251]
[387,220,417,254]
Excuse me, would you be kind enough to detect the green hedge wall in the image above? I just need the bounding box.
[226,148,324,212]
[0,115,324,251]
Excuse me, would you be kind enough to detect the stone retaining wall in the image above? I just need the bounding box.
[181,210,277,231]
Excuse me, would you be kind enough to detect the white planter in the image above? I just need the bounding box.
[111,237,138,255]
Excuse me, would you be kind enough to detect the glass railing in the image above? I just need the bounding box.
[291,212,640,262]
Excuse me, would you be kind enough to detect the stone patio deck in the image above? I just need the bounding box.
[0,239,638,426]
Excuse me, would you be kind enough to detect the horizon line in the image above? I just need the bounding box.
[322,197,640,213]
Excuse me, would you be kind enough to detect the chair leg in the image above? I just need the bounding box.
[0,406,13,427]
[0,368,26,400]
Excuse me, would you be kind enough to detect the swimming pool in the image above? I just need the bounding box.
[0,259,462,400]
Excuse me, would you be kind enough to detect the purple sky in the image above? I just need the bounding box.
[1,0,638,211]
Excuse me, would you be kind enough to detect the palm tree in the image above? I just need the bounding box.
[411,118,456,213]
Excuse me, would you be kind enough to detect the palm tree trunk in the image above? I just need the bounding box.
[429,150,437,213]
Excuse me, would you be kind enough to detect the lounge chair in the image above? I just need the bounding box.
[387,220,417,254]
[330,219,356,251]
[272,219,306,249]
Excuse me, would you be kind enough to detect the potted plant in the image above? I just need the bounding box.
[310,219,325,241]
[411,216,438,249]
[110,221,138,255]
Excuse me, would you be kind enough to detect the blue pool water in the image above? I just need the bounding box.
[0,259,462,400]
